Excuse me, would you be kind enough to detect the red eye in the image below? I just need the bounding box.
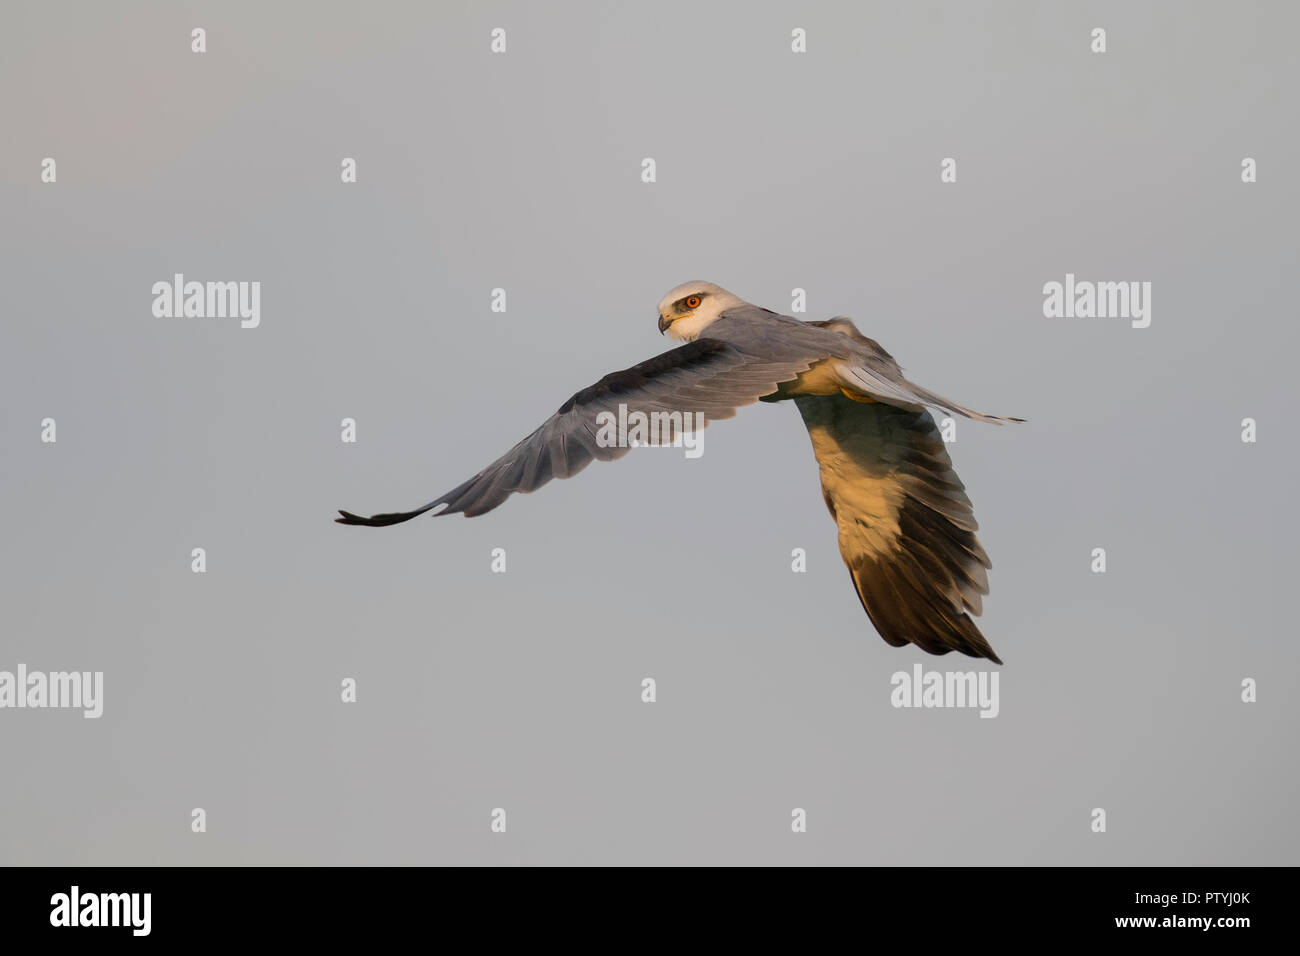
[686,296,701,309]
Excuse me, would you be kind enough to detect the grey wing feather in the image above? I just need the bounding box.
[336,338,816,525]
[710,309,1023,424]
[805,315,1024,424]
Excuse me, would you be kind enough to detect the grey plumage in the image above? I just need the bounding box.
[338,284,1021,663]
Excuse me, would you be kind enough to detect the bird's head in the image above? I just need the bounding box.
[656,281,744,341]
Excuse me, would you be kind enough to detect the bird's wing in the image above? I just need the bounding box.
[337,338,816,525]
[807,317,1024,425]
[716,310,1024,424]
[836,360,1023,425]
[793,392,1002,663]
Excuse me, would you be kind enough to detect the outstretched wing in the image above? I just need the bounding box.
[704,309,1024,424]
[337,339,816,525]
[793,392,1002,663]
[805,316,1025,425]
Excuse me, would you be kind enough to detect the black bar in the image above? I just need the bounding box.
[0,866,1279,941]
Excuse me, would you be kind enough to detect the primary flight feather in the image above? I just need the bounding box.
[338,281,1022,663]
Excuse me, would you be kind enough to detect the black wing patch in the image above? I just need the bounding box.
[557,339,731,413]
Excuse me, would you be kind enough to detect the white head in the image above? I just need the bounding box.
[656,281,746,341]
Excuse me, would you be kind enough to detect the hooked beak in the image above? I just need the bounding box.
[658,313,673,334]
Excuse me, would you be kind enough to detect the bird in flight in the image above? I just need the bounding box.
[338,281,1022,663]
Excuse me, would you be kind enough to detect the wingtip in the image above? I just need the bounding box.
[335,509,396,527]
[334,504,439,527]
[955,642,1003,665]
[967,633,1004,665]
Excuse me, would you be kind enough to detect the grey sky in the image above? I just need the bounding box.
[1,1,1296,865]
